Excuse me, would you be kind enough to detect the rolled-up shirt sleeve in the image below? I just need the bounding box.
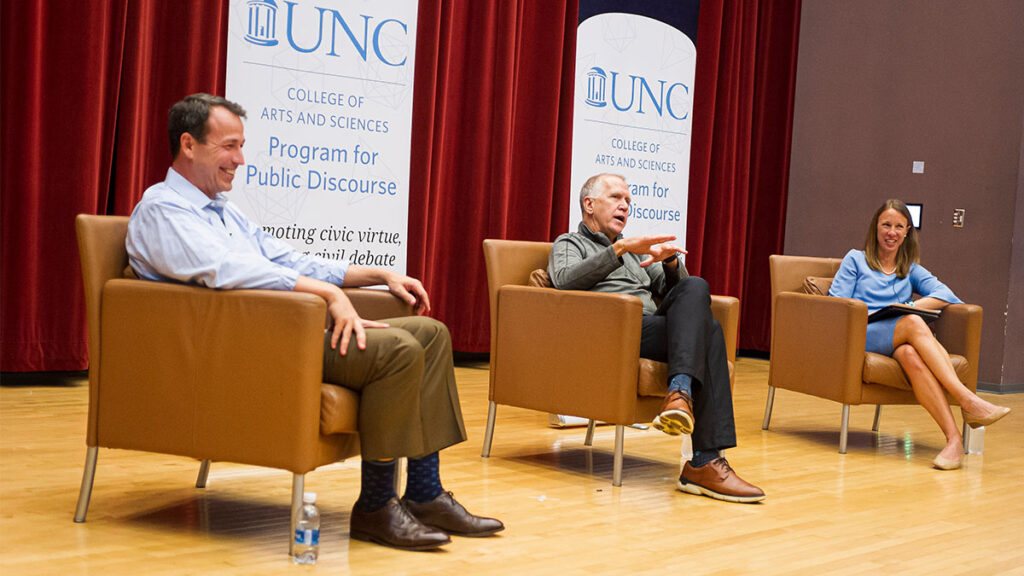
[243,218,348,286]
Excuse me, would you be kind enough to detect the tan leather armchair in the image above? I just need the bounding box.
[764,254,982,453]
[481,239,739,486]
[74,214,411,550]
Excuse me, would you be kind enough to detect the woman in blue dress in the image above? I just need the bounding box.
[829,199,1010,470]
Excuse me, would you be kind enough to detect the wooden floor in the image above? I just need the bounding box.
[2,358,1023,575]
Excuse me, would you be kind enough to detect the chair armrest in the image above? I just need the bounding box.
[344,288,413,320]
[491,285,643,425]
[710,295,739,364]
[98,279,329,472]
[769,292,867,403]
[932,303,982,390]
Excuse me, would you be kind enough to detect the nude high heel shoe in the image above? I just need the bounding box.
[962,406,1011,429]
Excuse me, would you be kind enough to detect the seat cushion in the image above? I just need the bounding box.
[863,352,970,391]
[636,358,735,397]
[319,383,360,434]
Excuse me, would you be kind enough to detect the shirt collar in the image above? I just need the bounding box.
[577,221,621,247]
[164,167,227,211]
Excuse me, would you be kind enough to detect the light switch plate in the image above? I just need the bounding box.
[912,161,925,174]
[953,209,965,228]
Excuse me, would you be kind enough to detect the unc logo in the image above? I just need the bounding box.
[584,65,690,121]
[242,1,409,67]
[245,0,279,47]
[586,67,607,108]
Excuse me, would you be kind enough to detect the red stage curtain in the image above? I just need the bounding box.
[410,0,801,353]
[1,1,127,370]
[687,0,801,351]
[408,1,578,352]
[110,2,230,216]
[2,0,799,369]
[0,0,227,371]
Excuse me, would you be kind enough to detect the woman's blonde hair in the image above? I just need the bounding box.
[863,199,919,278]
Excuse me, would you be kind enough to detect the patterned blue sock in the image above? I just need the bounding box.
[691,450,720,468]
[355,459,396,511]
[668,373,693,397]
[404,452,443,503]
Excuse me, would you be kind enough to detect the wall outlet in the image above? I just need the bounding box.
[953,208,965,228]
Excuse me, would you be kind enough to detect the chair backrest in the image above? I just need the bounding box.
[768,254,844,301]
[482,239,552,352]
[75,215,130,438]
[768,254,844,343]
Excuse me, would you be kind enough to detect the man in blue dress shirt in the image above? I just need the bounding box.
[127,93,502,550]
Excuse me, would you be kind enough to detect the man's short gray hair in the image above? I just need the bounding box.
[579,173,626,210]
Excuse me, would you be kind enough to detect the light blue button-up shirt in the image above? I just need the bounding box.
[127,168,348,290]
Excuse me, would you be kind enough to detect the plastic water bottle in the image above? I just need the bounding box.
[679,433,693,473]
[293,492,320,565]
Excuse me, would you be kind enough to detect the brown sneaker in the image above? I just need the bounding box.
[677,457,765,503]
[653,390,694,436]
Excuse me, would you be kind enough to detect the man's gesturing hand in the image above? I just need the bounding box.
[613,234,687,267]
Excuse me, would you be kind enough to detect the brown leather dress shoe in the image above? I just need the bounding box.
[350,497,451,550]
[653,390,694,436]
[402,491,505,537]
[677,457,765,503]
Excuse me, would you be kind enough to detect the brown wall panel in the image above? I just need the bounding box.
[1004,115,1024,390]
[785,0,1024,390]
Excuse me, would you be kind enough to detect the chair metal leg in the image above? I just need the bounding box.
[612,425,624,487]
[393,457,407,496]
[73,446,99,523]
[872,406,882,432]
[584,419,597,446]
[962,421,971,454]
[290,473,305,556]
[481,401,497,458]
[195,459,211,488]
[839,405,850,454]
[761,386,776,430]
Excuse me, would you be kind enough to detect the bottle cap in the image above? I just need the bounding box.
[303,491,317,503]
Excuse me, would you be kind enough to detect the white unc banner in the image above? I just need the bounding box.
[226,0,419,273]
[570,13,696,256]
